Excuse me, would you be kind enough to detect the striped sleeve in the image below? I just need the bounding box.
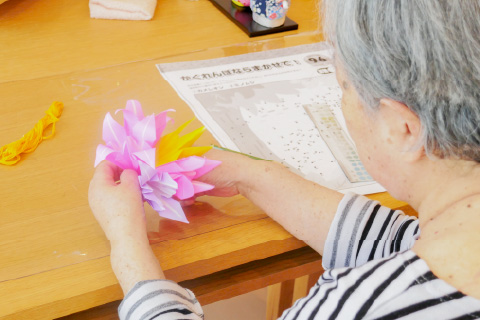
[118,280,204,320]
[280,250,480,320]
[322,192,420,269]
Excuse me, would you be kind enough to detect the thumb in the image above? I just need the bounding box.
[120,169,140,188]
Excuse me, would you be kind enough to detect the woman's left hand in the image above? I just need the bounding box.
[88,161,147,243]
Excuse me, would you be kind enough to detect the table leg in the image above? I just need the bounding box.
[266,271,323,320]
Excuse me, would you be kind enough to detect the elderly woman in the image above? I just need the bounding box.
[88,0,480,319]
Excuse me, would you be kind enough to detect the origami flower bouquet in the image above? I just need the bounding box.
[95,100,220,223]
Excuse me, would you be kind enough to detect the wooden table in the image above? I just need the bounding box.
[0,1,412,318]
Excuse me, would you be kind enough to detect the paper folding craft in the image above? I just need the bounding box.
[95,100,220,223]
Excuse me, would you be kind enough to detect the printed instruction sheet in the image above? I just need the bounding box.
[157,43,385,194]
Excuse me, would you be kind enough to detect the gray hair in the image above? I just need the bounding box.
[323,0,480,162]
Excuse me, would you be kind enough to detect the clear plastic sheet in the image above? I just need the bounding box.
[0,33,321,282]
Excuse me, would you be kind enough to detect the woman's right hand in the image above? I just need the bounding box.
[194,147,343,255]
[193,148,257,198]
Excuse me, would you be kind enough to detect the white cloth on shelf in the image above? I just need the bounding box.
[89,0,157,21]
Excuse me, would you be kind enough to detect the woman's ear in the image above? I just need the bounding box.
[378,98,425,162]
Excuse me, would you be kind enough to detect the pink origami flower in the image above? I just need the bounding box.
[95,100,220,223]
[94,100,170,172]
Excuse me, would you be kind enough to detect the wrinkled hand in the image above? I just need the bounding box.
[181,149,257,205]
[88,161,147,243]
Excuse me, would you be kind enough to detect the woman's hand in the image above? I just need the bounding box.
[192,148,256,198]
[192,148,344,255]
[88,161,147,243]
[89,161,165,294]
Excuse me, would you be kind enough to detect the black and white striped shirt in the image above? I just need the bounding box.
[119,279,204,320]
[118,193,480,319]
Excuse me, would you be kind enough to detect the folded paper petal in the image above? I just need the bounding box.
[158,197,189,223]
[138,159,157,185]
[157,172,178,197]
[121,101,172,147]
[95,144,115,167]
[156,156,219,200]
[175,156,206,171]
[155,118,212,166]
[156,149,182,167]
[138,159,186,222]
[156,156,205,173]
[138,160,177,195]
[177,126,207,149]
[193,159,222,179]
[192,180,215,194]
[132,114,157,147]
[179,146,212,159]
[122,109,138,137]
[174,175,195,200]
[133,148,156,169]
[149,179,177,198]
[155,161,184,173]
[126,100,144,119]
[103,112,126,149]
[143,192,165,212]
[155,110,174,143]
[106,151,133,171]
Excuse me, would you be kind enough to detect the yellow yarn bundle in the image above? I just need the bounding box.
[0,101,64,165]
